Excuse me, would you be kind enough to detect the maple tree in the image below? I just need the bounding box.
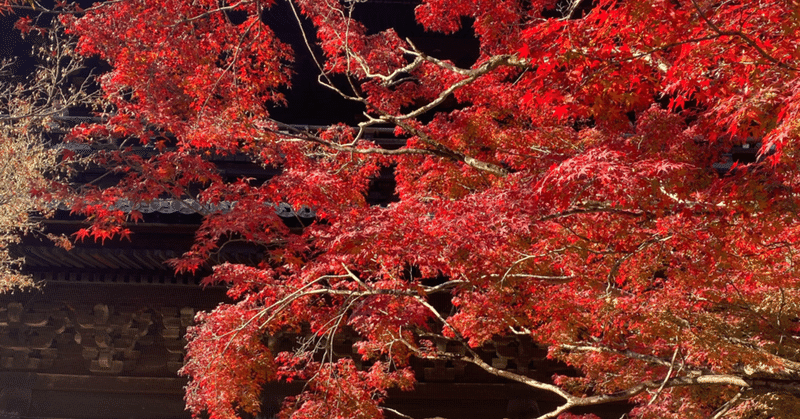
[0,13,98,291]
[6,0,800,417]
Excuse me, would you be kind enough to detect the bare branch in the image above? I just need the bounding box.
[382,406,415,419]
[387,52,522,122]
[422,279,465,294]
[537,205,646,222]
[557,344,674,367]
[647,343,681,404]
[269,121,510,176]
[710,391,743,419]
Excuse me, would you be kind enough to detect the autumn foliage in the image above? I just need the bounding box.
[0,16,96,291]
[6,0,800,417]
